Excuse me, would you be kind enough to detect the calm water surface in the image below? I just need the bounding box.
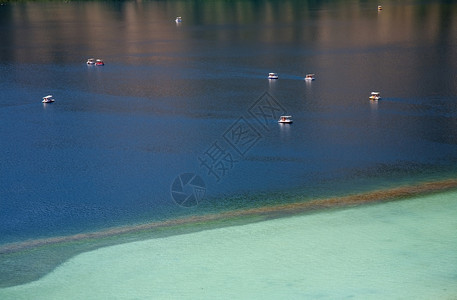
[0,0,456,274]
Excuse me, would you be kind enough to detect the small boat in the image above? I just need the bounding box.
[369,92,381,101]
[95,59,104,66]
[378,5,383,10]
[278,115,293,124]
[175,17,182,23]
[304,74,315,81]
[268,73,278,79]
[42,95,55,103]
[87,58,95,65]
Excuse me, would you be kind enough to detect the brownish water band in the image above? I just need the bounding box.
[2,178,457,254]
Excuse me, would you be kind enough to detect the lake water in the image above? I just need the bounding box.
[0,0,457,292]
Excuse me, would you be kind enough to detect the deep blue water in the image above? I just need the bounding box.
[1,0,457,246]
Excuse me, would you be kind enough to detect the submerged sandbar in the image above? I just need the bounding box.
[1,186,456,299]
[2,178,457,255]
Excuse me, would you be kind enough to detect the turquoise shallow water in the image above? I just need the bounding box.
[1,190,456,299]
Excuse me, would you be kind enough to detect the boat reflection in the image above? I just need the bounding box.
[278,120,292,139]
[370,98,378,111]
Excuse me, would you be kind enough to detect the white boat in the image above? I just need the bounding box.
[278,115,293,124]
[95,59,104,66]
[42,95,55,103]
[87,58,95,65]
[369,92,381,101]
[304,74,315,81]
[378,5,383,10]
[175,17,182,23]
[268,73,278,79]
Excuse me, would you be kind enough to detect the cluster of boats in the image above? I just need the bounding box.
[86,58,104,66]
[269,73,381,101]
[268,73,315,81]
[43,53,380,117]
[170,13,382,123]
[42,58,105,103]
